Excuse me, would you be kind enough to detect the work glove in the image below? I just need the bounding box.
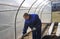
[33,27,36,31]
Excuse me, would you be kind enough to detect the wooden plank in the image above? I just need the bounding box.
[47,22,54,35]
[56,23,60,36]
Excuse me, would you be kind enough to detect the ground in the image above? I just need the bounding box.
[52,11,60,22]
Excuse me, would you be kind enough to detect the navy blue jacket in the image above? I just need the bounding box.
[23,14,41,34]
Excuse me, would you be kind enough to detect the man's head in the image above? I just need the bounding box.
[23,13,29,20]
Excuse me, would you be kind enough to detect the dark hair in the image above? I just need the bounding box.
[23,13,29,16]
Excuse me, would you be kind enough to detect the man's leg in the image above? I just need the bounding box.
[32,30,37,39]
[36,26,41,39]
[36,30,41,39]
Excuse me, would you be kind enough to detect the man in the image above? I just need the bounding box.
[23,13,42,39]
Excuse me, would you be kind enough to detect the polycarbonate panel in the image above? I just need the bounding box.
[0,26,15,39]
[0,0,23,6]
[0,0,18,39]
[32,0,45,7]
[22,0,36,7]
[0,5,18,10]
[0,11,16,39]
[38,0,51,23]
[0,13,15,39]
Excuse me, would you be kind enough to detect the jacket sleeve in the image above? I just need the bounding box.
[23,21,28,34]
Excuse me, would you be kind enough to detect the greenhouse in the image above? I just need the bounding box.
[0,0,60,39]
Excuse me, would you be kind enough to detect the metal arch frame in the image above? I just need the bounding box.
[38,0,49,14]
[38,0,52,23]
[34,2,43,13]
[40,1,52,23]
[28,0,37,13]
[37,0,50,19]
[34,0,46,13]
[40,1,51,14]
[14,0,25,39]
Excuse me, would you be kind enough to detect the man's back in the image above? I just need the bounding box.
[25,14,41,28]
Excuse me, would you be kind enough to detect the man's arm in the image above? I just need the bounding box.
[23,21,28,34]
